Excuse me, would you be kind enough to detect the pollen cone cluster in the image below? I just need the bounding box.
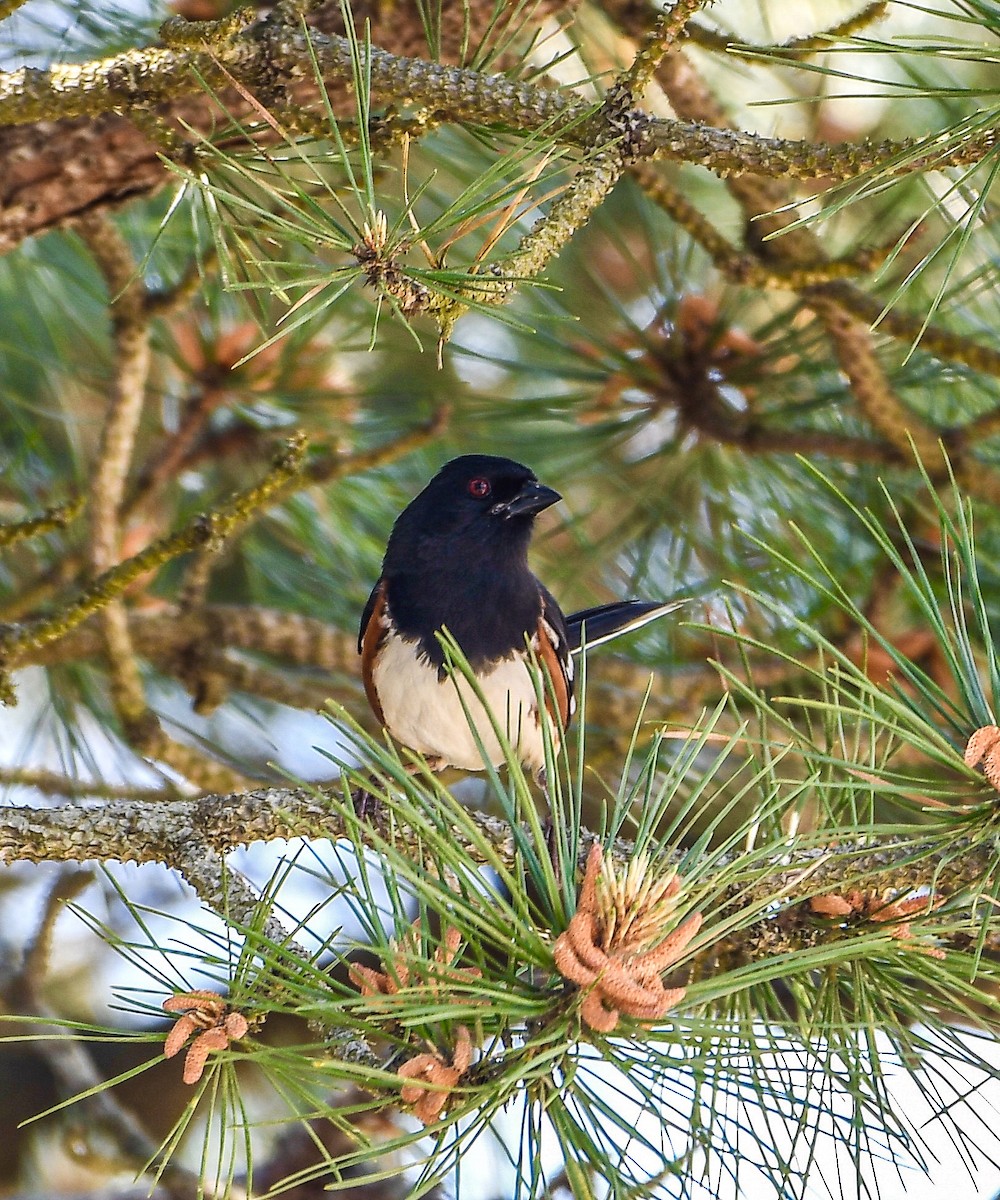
[554,843,702,1033]
[965,725,1000,790]
[162,989,249,1085]
[397,1025,474,1125]
[349,922,482,1000]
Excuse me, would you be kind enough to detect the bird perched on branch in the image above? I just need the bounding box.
[359,454,681,778]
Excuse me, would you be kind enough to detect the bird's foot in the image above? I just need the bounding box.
[350,785,382,822]
[541,816,565,891]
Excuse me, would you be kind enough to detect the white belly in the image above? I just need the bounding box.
[372,635,556,772]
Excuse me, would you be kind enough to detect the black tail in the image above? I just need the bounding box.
[566,600,686,654]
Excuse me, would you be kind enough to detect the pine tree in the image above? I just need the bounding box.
[2,1,1000,1195]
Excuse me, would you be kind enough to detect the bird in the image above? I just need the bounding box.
[358,454,682,779]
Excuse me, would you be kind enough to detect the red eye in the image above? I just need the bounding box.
[467,477,491,498]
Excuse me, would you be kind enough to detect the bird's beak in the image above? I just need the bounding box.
[493,481,562,519]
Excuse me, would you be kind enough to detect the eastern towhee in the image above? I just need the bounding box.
[359,455,681,778]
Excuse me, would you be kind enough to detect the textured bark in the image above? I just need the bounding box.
[0,785,995,968]
[0,113,166,252]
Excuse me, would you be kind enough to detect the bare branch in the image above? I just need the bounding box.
[0,766,186,801]
[74,214,153,724]
[686,2,890,61]
[9,870,205,1200]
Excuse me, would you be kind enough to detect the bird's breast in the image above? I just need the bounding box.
[371,632,555,772]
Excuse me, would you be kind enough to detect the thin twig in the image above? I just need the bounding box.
[0,436,306,672]
[0,766,187,801]
[0,497,84,551]
[2,13,992,185]
[4,417,448,630]
[0,0,32,19]
[646,38,945,467]
[10,870,205,1200]
[74,215,150,577]
[809,280,1000,379]
[74,214,152,724]
[13,604,356,674]
[686,2,890,62]
[617,0,710,99]
[20,867,95,993]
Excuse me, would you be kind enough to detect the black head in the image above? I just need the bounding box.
[383,455,561,571]
[379,455,562,665]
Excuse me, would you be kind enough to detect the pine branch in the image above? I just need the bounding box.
[0,766,187,800]
[2,413,444,630]
[686,1,890,61]
[631,162,1000,387]
[68,215,257,792]
[74,213,154,726]
[15,605,357,674]
[0,783,995,971]
[627,33,1000,508]
[1,11,996,254]
[7,870,205,1200]
[808,280,1000,379]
